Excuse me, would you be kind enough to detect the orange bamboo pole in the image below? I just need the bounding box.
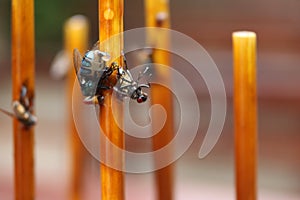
[233,31,257,200]
[64,15,89,200]
[11,0,35,199]
[144,1,174,200]
[99,0,125,199]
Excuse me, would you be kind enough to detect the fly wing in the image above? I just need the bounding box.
[50,50,70,79]
[91,41,100,51]
[73,48,83,75]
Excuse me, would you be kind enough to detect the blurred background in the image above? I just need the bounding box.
[1,0,300,199]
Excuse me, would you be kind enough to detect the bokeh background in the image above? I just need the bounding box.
[1,0,300,199]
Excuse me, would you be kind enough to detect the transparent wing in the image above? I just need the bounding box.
[91,41,100,50]
[73,48,83,75]
[50,50,70,79]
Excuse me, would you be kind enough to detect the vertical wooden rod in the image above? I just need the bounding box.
[233,31,257,200]
[144,0,174,200]
[99,0,125,199]
[11,0,35,199]
[64,15,89,200]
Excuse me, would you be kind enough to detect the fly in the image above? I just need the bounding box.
[0,85,37,127]
[73,42,150,104]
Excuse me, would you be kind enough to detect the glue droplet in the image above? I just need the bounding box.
[104,8,114,20]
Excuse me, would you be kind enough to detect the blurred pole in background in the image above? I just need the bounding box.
[144,0,174,199]
[11,0,35,199]
[233,31,257,200]
[64,15,89,200]
[99,0,125,199]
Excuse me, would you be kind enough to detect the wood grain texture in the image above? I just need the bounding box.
[11,0,35,199]
[144,0,174,199]
[99,0,125,199]
[233,31,257,200]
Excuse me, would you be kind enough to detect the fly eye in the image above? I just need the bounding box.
[137,97,143,103]
[137,94,147,103]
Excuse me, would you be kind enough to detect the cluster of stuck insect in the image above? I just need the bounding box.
[0,85,37,127]
[73,42,150,104]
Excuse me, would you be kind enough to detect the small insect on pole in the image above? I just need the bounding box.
[233,31,257,200]
[99,0,125,199]
[11,0,35,199]
[144,0,174,200]
[64,15,89,200]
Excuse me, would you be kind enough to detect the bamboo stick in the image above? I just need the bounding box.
[64,15,89,200]
[99,0,125,199]
[233,31,257,200]
[11,0,35,199]
[144,1,174,200]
